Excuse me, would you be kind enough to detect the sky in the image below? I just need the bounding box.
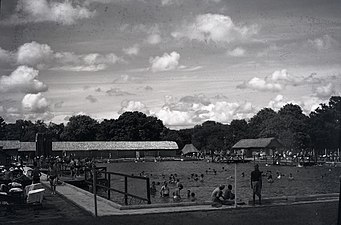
[0,0,340,129]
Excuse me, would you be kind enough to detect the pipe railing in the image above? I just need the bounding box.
[84,166,151,208]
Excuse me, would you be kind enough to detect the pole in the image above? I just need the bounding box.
[338,176,341,225]
[234,163,237,208]
[146,177,151,204]
[124,176,128,205]
[92,165,98,217]
[107,173,111,200]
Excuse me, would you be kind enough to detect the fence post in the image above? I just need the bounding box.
[92,165,98,217]
[107,173,111,200]
[337,176,341,224]
[234,163,237,208]
[124,176,128,205]
[146,177,151,204]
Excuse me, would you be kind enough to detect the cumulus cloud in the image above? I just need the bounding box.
[149,51,180,72]
[313,83,336,99]
[120,100,149,114]
[0,66,48,93]
[22,93,49,113]
[155,94,256,127]
[308,34,337,50]
[122,44,140,56]
[85,95,98,103]
[52,52,119,71]
[16,42,53,67]
[237,69,322,92]
[0,41,120,71]
[267,94,326,114]
[172,13,258,43]
[227,47,246,57]
[8,0,95,25]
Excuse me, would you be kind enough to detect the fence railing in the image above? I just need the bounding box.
[84,166,151,209]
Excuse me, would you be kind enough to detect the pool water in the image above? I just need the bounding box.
[99,161,341,205]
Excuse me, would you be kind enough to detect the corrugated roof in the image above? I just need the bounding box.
[52,141,178,151]
[232,138,283,149]
[0,140,20,150]
[19,142,36,152]
[181,144,199,155]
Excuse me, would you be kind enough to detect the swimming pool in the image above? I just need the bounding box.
[98,161,341,205]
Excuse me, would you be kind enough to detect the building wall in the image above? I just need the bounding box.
[51,149,177,158]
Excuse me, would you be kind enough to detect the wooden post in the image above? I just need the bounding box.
[234,163,237,208]
[124,176,128,205]
[146,177,151,204]
[107,173,111,200]
[338,176,341,225]
[92,165,98,217]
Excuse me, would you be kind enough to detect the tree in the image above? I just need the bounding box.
[0,116,6,140]
[60,115,99,141]
[248,108,277,139]
[308,96,341,152]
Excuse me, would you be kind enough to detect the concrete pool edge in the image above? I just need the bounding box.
[39,175,339,217]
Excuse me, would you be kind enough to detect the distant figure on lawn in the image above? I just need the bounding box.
[251,164,262,205]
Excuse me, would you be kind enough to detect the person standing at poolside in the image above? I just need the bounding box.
[49,162,59,195]
[251,164,262,205]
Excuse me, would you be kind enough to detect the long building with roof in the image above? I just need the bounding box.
[1,140,179,159]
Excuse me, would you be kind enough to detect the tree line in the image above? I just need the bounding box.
[0,96,340,154]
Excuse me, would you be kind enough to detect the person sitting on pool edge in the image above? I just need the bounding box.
[190,192,197,202]
[224,185,235,200]
[211,185,225,207]
[160,181,170,197]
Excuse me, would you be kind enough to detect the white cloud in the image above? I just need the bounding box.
[120,100,149,114]
[53,52,119,71]
[227,47,246,57]
[237,69,322,92]
[267,94,326,114]
[155,94,256,128]
[308,34,337,50]
[0,41,120,71]
[313,83,335,99]
[123,44,140,56]
[16,41,53,67]
[9,0,95,25]
[172,13,258,43]
[146,34,162,45]
[0,66,48,93]
[22,93,49,113]
[149,51,180,72]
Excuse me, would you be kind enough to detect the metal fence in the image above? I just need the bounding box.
[84,166,151,213]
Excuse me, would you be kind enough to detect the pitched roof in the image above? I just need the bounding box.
[181,144,199,155]
[52,141,178,151]
[0,140,20,150]
[19,142,36,152]
[232,138,283,149]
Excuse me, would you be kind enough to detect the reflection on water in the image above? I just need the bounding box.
[99,161,341,204]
